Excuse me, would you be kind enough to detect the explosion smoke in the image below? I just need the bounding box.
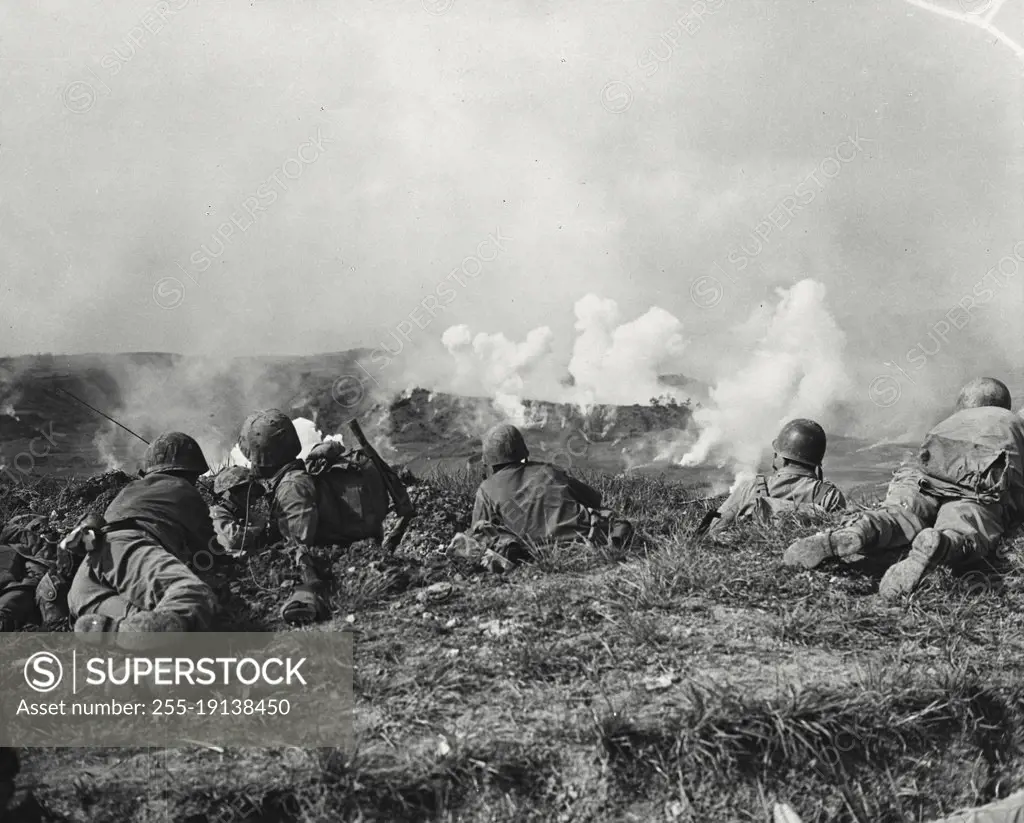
[568,296,686,408]
[435,293,688,421]
[678,279,852,478]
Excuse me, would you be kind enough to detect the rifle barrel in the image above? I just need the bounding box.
[51,387,151,445]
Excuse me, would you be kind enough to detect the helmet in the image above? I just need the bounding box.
[772,419,827,466]
[213,466,264,497]
[140,432,209,475]
[482,423,529,467]
[238,409,301,471]
[955,377,1011,411]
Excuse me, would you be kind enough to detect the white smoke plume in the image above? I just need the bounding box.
[93,426,125,472]
[441,324,557,421]
[434,293,687,417]
[679,279,852,478]
[569,296,686,407]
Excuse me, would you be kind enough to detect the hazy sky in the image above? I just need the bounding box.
[2,0,1022,408]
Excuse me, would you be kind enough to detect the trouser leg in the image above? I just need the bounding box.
[846,466,941,553]
[933,498,1007,569]
[67,557,138,621]
[0,587,37,631]
[71,530,215,631]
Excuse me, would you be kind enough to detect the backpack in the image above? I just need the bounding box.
[917,434,1009,504]
[304,444,393,544]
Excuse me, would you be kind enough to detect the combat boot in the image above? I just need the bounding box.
[878,528,950,599]
[75,610,189,651]
[783,528,867,569]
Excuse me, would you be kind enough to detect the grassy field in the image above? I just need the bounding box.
[12,465,1024,823]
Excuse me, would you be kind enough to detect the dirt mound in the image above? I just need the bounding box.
[0,470,134,532]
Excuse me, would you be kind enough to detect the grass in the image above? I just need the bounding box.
[12,464,1024,822]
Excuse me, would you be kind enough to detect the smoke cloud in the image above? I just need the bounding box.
[569,296,687,407]
[427,293,688,414]
[2,0,1022,450]
[679,279,852,475]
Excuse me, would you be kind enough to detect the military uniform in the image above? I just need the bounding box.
[209,503,264,555]
[472,462,608,544]
[0,546,46,631]
[267,461,320,547]
[708,464,846,537]
[238,411,340,625]
[468,424,634,555]
[209,466,266,555]
[69,440,218,633]
[843,406,1024,563]
[785,383,1024,597]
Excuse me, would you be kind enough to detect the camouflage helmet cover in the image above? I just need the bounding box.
[955,377,1011,411]
[482,423,529,466]
[140,431,209,475]
[772,419,827,466]
[238,409,301,470]
[213,465,265,497]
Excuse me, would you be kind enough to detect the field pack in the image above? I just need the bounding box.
[303,441,396,544]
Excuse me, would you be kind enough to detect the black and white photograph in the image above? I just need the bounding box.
[2,0,1024,820]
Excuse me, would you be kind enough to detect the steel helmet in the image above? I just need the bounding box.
[772,419,827,466]
[212,466,265,497]
[238,409,301,471]
[955,377,1011,411]
[140,432,209,476]
[482,423,529,467]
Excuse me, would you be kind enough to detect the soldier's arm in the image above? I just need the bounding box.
[817,483,847,512]
[472,487,496,526]
[567,475,603,510]
[276,476,319,546]
[707,481,752,536]
[211,511,247,554]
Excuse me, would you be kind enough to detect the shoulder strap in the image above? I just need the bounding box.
[754,474,770,498]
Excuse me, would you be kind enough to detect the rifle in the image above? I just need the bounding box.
[51,387,150,444]
[681,495,720,539]
[347,419,416,551]
[679,495,716,507]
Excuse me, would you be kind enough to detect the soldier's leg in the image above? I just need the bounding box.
[0,586,39,632]
[67,556,139,621]
[98,531,217,631]
[932,499,1006,567]
[878,499,1006,599]
[785,466,939,568]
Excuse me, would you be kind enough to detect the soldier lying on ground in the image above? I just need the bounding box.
[784,377,1024,598]
[697,418,846,539]
[0,514,63,631]
[69,432,219,644]
[209,466,266,557]
[449,423,634,571]
[237,409,413,625]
